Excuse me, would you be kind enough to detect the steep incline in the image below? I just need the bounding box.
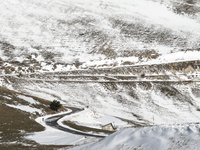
[0,0,200,67]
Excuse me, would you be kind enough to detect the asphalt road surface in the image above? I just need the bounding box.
[45,106,105,138]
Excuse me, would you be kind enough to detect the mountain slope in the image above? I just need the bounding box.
[1,0,200,149]
[71,123,200,150]
[0,0,200,65]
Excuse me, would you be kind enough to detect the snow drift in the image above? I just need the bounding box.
[72,123,200,150]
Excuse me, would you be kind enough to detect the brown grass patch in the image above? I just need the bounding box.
[0,85,68,149]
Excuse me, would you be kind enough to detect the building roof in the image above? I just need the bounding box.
[102,122,116,130]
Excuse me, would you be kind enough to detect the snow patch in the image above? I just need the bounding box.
[6,104,42,114]
[17,95,40,104]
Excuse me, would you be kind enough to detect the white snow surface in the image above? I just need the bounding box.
[71,124,200,150]
[17,95,39,104]
[20,81,200,126]
[6,104,42,114]
[5,73,200,148]
[59,108,130,130]
[0,0,200,65]
[141,51,200,66]
[1,0,200,149]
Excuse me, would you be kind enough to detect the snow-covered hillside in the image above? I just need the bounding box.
[1,0,200,149]
[10,77,200,127]
[71,123,200,150]
[0,0,200,68]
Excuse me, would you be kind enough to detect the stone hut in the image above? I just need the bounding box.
[102,122,116,131]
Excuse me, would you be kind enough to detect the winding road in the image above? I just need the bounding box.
[45,106,105,138]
